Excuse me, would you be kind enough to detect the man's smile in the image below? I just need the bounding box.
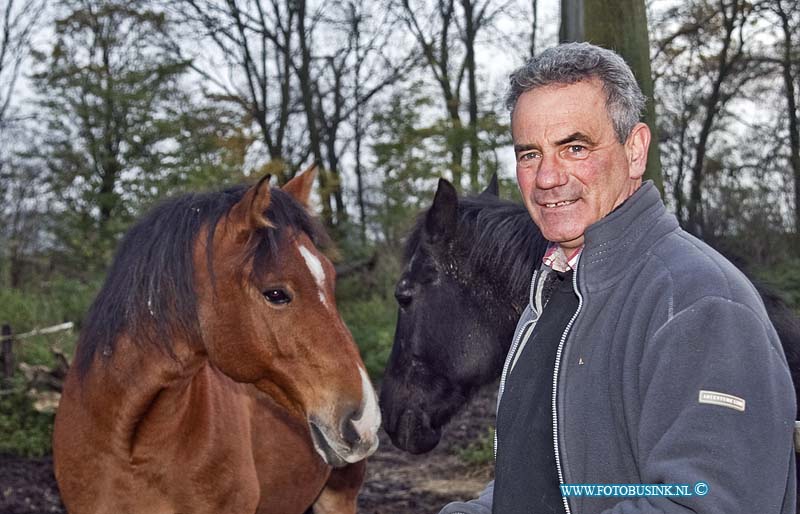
[542,199,578,209]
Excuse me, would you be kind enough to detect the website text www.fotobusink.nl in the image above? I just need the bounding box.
[559,482,709,497]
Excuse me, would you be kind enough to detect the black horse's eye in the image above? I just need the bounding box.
[263,288,291,305]
[394,279,413,308]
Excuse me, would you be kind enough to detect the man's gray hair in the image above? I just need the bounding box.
[506,42,646,143]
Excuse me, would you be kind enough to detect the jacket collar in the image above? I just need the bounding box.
[578,181,680,292]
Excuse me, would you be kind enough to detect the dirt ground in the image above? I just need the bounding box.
[0,387,497,514]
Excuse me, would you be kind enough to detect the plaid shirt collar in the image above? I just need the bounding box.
[542,242,584,272]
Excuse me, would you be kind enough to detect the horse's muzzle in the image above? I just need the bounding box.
[385,407,442,454]
[308,368,381,467]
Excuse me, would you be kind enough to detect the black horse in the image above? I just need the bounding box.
[380,176,800,456]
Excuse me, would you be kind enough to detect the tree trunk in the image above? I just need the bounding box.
[686,0,740,237]
[448,107,465,189]
[8,196,24,289]
[292,0,333,227]
[462,0,480,192]
[776,1,800,234]
[355,107,366,242]
[351,1,367,243]
[673,104,691,226]
[399,0,465,189]
[560,0,584,42]
[325,55,348,227]
[560,0,663,192]
[530,0,538,57]
[99,32,120,235]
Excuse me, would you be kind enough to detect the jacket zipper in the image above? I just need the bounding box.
[494,270,540,458]
[552,263,583,514]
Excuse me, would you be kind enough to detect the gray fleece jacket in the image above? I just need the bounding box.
[439,182,796,514]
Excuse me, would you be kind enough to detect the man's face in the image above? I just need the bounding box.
[511,78,650,250]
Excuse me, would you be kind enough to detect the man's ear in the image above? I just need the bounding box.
[425,178,458,245]
[227,174,273,242]
[625,122,651,180]
[283,163,317,207]
[479,173,499,198]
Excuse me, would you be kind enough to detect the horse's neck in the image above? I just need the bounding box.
[84,334,212,457]
[128,362,250,466]
[461,242,526,342]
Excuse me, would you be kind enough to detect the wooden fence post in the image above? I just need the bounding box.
[2,324,13,381]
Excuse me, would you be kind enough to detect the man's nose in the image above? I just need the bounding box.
[535,153,567,189]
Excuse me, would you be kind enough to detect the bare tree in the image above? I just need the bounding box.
[176,0,306,185]
[0,0,45,131]
[393,0,505,191]
[685,0,753,236]
[652,0,791,245]
[3,161,43,287]
[1,1,49,287]
[770,0,800,234]
[177,0,411,229]
[312,0,415,234]
[350,0,367,242]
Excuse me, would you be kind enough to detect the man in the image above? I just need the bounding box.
[439,42,796,514]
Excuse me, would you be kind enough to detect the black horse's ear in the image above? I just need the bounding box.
[479,173,499,198]
[425,178,458,244]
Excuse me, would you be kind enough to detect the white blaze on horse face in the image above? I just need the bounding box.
[352,367,381,446]
[298,244,330,308]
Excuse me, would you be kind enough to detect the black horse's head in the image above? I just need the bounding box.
[380,177,548,453]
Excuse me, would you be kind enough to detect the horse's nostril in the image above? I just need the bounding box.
[341,410,361,446]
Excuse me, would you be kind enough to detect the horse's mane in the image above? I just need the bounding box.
[405,192,549,303]
[75,185,327,378]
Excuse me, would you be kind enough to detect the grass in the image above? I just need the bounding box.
[457,427,496,466]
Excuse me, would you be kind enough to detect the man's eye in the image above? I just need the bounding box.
[518,151,540,162]
[561,144,590,159]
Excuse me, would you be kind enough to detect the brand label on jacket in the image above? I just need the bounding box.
[698,390,745,412]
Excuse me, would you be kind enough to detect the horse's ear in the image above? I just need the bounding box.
[228,174,274,238]
[425,178,458,244]
[479,173,499,198]
[283,163,317,207]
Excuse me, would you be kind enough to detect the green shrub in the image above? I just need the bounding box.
[0,277,98,332]
[0,276,95,368]
[757,258,800,313]
[339,295,397,380]
[47,276,101,327]
[336,245,403,380]
[0,378,54,457]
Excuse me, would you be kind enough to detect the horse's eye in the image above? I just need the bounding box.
[394,280,413,308]
[263,288,291,305]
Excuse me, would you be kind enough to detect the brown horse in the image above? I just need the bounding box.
[53,167,380,514]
